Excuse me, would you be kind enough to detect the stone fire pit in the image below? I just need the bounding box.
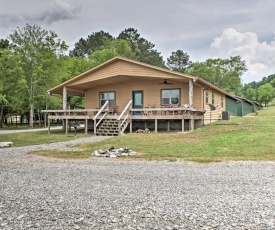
[91,146,137,158]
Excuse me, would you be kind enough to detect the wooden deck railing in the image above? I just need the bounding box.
[130,107,206,117]
[42,107,205,119]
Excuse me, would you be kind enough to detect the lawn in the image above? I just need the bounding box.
[3,106,275,162]
[0,129,88,146]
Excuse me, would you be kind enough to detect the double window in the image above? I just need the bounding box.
[161,89,180,105]
[100,92,115,107]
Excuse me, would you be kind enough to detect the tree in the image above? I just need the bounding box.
[69,31,113,57]
[166,50,191,73]
[187,56,247,95]
[118,28,165,67]
[243,85,257,101]
[257,83,275,106]
[0,40,22,128]
[88,39,134,66]
[9,24,68,128]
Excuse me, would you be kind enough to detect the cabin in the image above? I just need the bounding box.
[235,96,262,116]
[43,56,243,136]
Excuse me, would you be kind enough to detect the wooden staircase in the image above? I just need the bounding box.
[96,118,129,136]
[94,100,132,136]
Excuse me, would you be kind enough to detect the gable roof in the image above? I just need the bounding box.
[47,56,239,101]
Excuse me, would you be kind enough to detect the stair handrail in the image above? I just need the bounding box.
[121,114,130,133]
[93,100,109,120]
[118,100,132,121]
[96,112,107,127]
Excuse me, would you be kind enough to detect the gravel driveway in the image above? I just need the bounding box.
[0,136,275,229]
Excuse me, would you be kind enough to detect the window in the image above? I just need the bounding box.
[161,89,180,105]
[212,92,215,104]
[205,90,209,104]
[100,92,115,107]
[221,96,224,108]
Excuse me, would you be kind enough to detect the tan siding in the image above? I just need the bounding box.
[68,62,120,86]
[119,60,185,79]
[203,89,226,124]
[193,85,201,109]
[86,78,196,113]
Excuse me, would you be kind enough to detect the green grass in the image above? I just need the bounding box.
[1,123,60,130]
[0,130,88,146]
[4,106,275,162]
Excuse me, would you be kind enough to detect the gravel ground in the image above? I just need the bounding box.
[0,137,275,229]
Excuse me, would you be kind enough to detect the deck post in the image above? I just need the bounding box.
[167,120,170,131]
[182,118,184,132]
[85,119,88,134]
[130,119,132,133]
[145,120,147,129]
[63,87,67,110]
[118,120,121,136]
[94,119,96,135]
[190,119,194,131]
[155,119,157,132]
[65,119,68,134]
[189,79,193,109]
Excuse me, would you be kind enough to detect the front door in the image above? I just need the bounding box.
[132,91,143,115]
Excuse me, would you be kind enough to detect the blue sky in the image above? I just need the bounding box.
[1,0,275,83]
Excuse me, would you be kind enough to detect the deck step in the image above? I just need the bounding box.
[96,118,130,136]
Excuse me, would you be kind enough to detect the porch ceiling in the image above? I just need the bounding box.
[66,75,191,94]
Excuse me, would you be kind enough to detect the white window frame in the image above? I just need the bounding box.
[100,91,115,107]
[161,89,180,105]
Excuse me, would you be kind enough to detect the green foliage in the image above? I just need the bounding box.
[187,56,246,95]
[118,28,165,67]
[9,24,68,128]
[247,74,275,89]
[244,86,257,101]
[88,39,135,67]
[0,48,22,127]
[69,31,113,57]
[166,50,191,73]
[0,39,9,49]
[257,83,275,106]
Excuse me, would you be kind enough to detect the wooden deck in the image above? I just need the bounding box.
[42,107,206,135]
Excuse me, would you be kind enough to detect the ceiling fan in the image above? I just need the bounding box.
[158,79,173,85]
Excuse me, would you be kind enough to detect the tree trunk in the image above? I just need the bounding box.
[29,103,34,129]
[44,103,48,128]
[0,101,3,128]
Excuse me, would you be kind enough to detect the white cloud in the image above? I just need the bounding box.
[210,28,275,83]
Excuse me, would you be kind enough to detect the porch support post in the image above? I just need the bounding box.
[189,79,193,109]
[155,119,157,132]
[65,119,68,134]
[145,120,147,129]
[130,119,132,133]
[94,119,96,135]
[167,120,170,131]
[85,119,88,134]
[190,118,194,131]
[182,118,184,132]
[118,121,121,136]
[62,119,66,133]
[63,87,67,110]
